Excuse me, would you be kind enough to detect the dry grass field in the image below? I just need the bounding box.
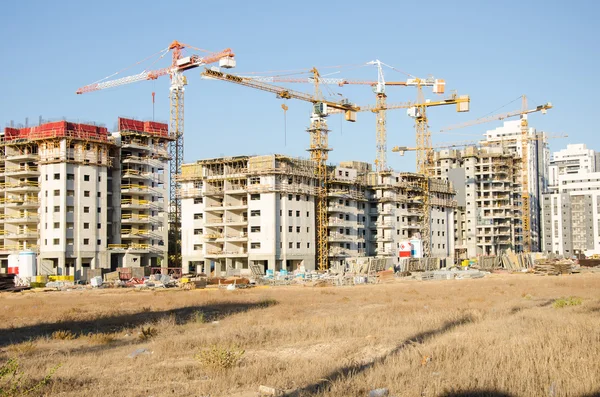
[1,273,599,397]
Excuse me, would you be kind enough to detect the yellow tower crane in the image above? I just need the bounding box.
[201,68,359,271]
[440,96,552,252]
[241,60,446,173]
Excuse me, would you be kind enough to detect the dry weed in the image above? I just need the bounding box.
[553,296,583,308]
[86,333,116,345]
[50,330,75,341]
[196,345,245,372]
[138,326,158,341]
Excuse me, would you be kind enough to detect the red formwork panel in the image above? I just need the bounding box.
[143,121,169,137]
[118,117,144,133]
[4,121,109,142]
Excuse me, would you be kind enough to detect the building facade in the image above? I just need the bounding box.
[180,154,457,275]
[0,118,169,279]
[432,145,523,257]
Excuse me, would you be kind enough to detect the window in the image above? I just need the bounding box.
[84,175,90,181]
[53,238,60,245]
[250,177,260,185]
[97,207,101,213]
[194,213,203,219]
[251,242,261,249]
[280,210,282,216]
[289,242,293,249]
[98,176,102,182]
[250,210,261,217]
[97,239,101,245]
[54,206,60,213]
[67,206,74,213]
[296,195,300,201]
[84,223,90,229]
[54,189,60,196]
[97,223,101,229]
[194,197,203,204]
[250,194,260,201]
[307,211,310,217]
[83,238,89,245]
[307,242,310,249]
[84,207,90,213]
[194,228,203,235]
[296,210,300,217]
[84,191,90,197]
[296,242,300,249]
[67,190,74,197]
[67,239,74,245]
[53,222,60,229]
[288,210,293,216]
[288,194,293,200]
[296,226,300,233]
[97,192,101,198]
[307,227,309,233]
[45,191,48,197]
[250,226,261,233]
[193,244,203,250]
[67,173,74,180]
[54,173,60,180]
[288,226,293,232]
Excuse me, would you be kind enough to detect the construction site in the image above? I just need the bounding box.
[2,0,600,392]
[0,39,575,289]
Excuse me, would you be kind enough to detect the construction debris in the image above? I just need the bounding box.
[534,259,574,275]
[0,274,29,292]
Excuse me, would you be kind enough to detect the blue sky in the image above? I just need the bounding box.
[1,0,598,172]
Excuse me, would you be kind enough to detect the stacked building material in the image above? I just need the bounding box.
[534,260,573,275]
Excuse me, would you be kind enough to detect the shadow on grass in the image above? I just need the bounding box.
[439,391,514,397]
[0,300,275,348]
[282,315,474,397]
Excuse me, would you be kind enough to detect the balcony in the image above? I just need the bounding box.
[375,221,394,229]
[327,203,347,213]
[121,184,150,195]
[2,198,39,208]
[121,214,150,224]
[121,199,150,209]
[4,215,38,224]
[3,181,39,192]
[1,166,39,177]
[5,152,39,161]
[328,233,355,242]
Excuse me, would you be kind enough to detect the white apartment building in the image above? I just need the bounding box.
[482,119,550,251]
[542,172,600,257]
[0,118,169,280]
[548,143,598,187]
[180,155,457,275]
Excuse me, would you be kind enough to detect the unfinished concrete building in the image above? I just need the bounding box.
[180,154,458,275]
[0,118,170,279]
[432,145,522,258]
[482,120,549,251]
[108,118,170,269]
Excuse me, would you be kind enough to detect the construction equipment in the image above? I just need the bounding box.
[201,68,359,272]
[76,40,236,266]
[439,96,553,252]
[242,60,446,173]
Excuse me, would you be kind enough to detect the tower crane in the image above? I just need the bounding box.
[241,60,446,173]
[439,96,553,252]
[76,40,236,266]
[201,68,359,271]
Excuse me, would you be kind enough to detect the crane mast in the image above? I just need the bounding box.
[76,40,236,266]
[201,68,359,271]
[439,96,552,252]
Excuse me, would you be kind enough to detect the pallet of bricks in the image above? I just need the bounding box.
[534,259,573,275]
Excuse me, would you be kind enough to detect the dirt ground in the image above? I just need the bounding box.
[1,272,599,397]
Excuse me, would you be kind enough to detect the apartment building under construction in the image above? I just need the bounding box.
[432,145,523,258]
[179,154,457,275]
[0,118,170,279]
